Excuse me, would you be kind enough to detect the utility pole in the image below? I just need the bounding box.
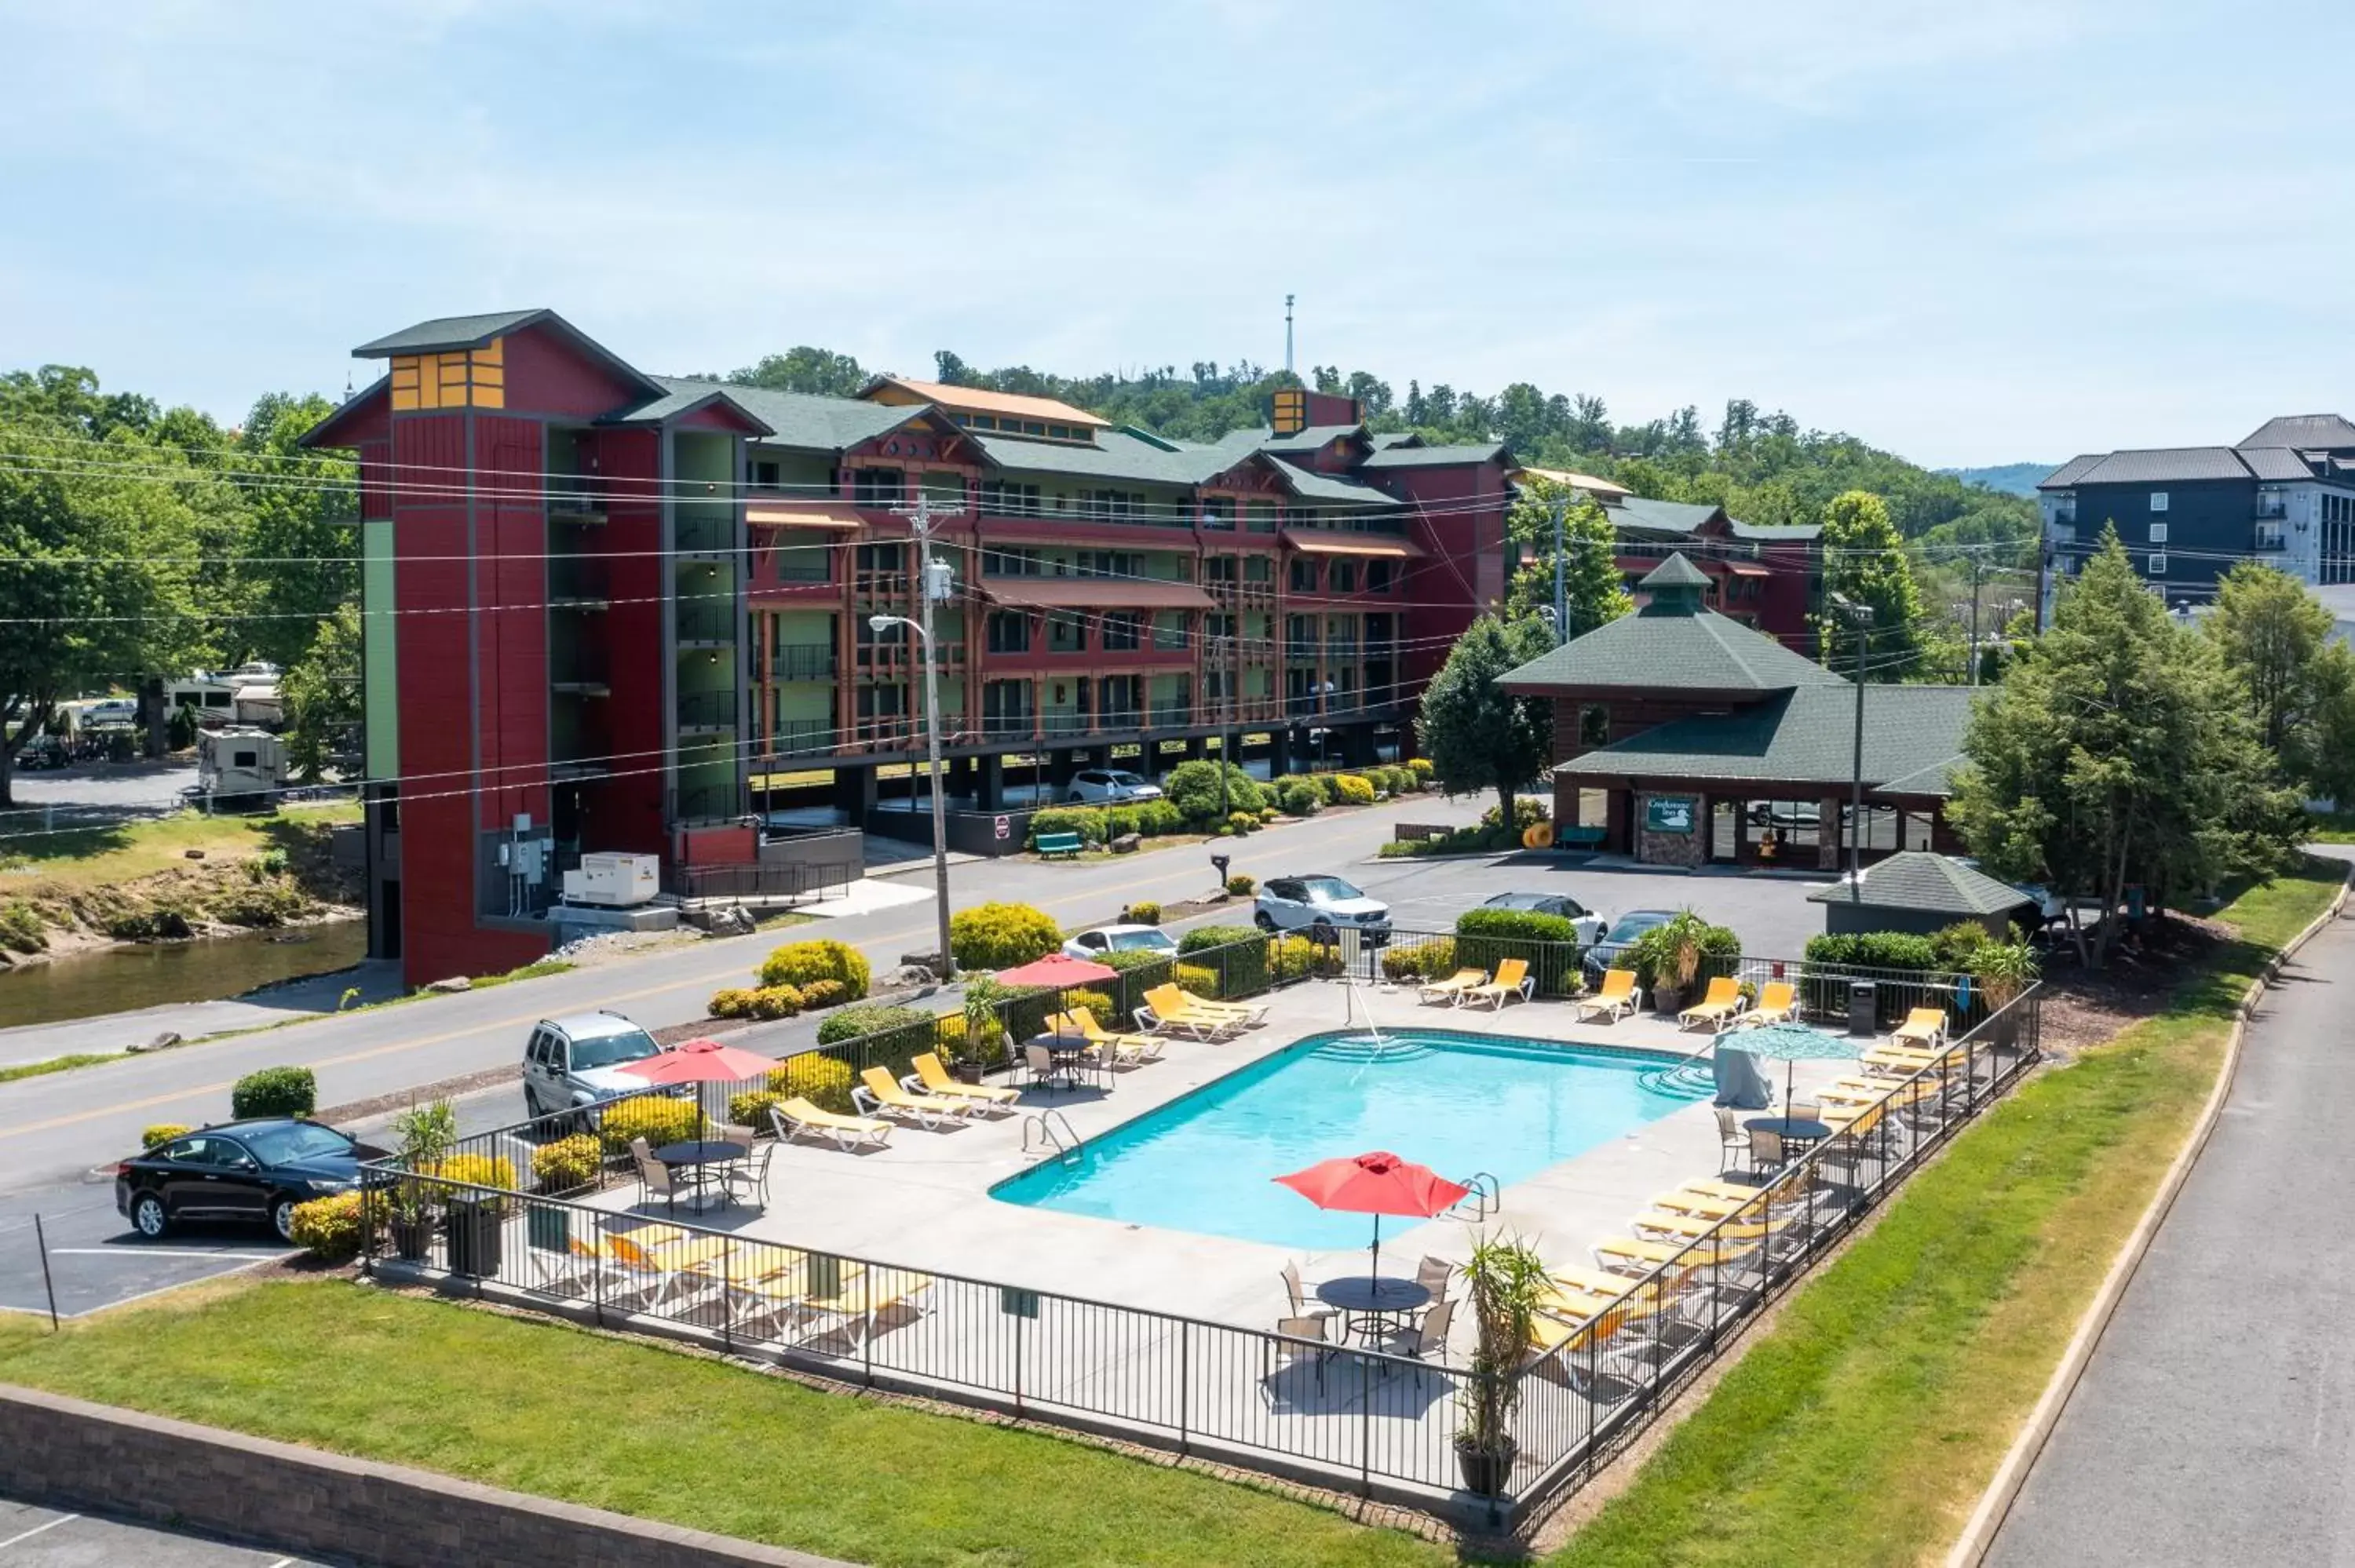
[1284,294,1294,377]
[1550,495,1569,645]
[1966,555,1985,687]
[1832,593,1872,899]
[883,492,962,979]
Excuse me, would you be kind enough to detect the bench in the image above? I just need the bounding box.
[1556,825,1608,849]
[1035,832,1085,859]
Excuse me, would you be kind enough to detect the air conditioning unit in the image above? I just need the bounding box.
[561,852,661,908]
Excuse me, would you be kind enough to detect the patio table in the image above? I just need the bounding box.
[1744,1116,1833,1150]
[654,1140,750,1211]
[1316,1275,1431,1349]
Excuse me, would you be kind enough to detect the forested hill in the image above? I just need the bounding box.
[1938,462,2052,498]
[716,346,2037,552]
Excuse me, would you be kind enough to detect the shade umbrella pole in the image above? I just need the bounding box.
[1371,1214,1382,1282]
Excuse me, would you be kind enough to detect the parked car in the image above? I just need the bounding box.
[522,1011,667,1119]
[1254,874,1393,945]
[1581,908,1679,983]
[1477,890,1608,946]
[1061,924,1181,963]
[16,735,68,770]
[115,1118,382,1242]
[1747,800,1822,829]
[1065,768,1163,805]
[78,698,137,729]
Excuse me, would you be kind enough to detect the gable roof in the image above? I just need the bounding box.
[973,425,1261,487]
[1265,457,1404,508]
[354,309,553,356]
[2240,414,2355,452]
[1806,851,2030,915]
[298,375,391,450]
[1610,496,1727,536]
[2058,447,2255,485]
[1729,520,1824,542]
[1357,441,1510,469]
[1259,424,1366,456]
[1501,553,1847,695]
[681,380,934,453]
[1558,686,1973,794]
[860,375,1109,430]
[601,377,775,436]
[1641,553,1713,589]
[2240,447,2318,483]
[2038,454,2105,490]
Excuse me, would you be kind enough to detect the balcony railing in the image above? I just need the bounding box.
[983,713,1036,738]
[550,651,608,693]
[772,552,831,584]
[546,479,607,522]
[1148,702,1193,727]
[675,508,736,556]
[1097,708,1141,731]
[674,783,740,824]
[764,720,831,756]
[769,644,837,681]
[1041,713,1091,736]
[677,605,734,644]
[2255,526,2290,552]
[678,691,738,731]
[2255,502,2289,520]
[550,560,609,606]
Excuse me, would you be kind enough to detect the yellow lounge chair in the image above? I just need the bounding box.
[1050,1008,1163,1067]
[1463,957,1533,1011]
[1892,1005,1948,1051]
[769,1097,893,1152]
[1677,975,1743,1032]
[1650,1186,1752,1220]
[1594,1233,1756,1274]
[1156,986,1269,1026]
[1140,985,1247,1041]
[911,1051,1023,1109]
[1732,979,1798,1029]
[857,1066,973,1129]
[1573,968,1639,1023]
[1417,967,1488,1005]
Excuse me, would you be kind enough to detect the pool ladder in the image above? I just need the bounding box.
[1448,1171,1502,1223]
[1021,1110,1082,1167]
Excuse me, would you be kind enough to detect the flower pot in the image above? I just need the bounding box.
[389,1215,433,1262]
[952,1059,985,1085]
[1651,984,1686,1016]
[1454,1437,1518,1497]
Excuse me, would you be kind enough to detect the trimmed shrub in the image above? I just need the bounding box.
[596,1095,704,1154]
[1163,759,1265,824]
[231,1066,316,1120]
[1103,806,1142,840]
[430,1152,518,1191]
[1137,800,1186,836]
[1179,924,1269,997]
[1175,963,1221,999]
[706,987,758,1019]
[1803,932,1941,972]
[1930,921,1992,970]
[949,901,1061,969]
[1280,781,1323,817]
[1311,772,1343,804]
[287,1192,367,1262]
[770,1053,857,1113]
[1226,810,1258,836]
[798,978,848,1010]
[1381,938,1455,982]
[1258,807,1280,825]
[748,984,804,1020]
[757,938,871,1000]
[1480,796,1550,831]
[1408,757,1435,782]
[816,1003,931,1045]
[1028,805,1107,848]
[141,1123,192,1150]
[1123,900,1163,926]
[1101,945,1178,1023]
[530,1133,604,1193]
[728,1088,785,1130]
[1270,934,1339,981]
[1453,907,1581,997]
[1225,873,1256,896]
[1333,773,1377,807]
[1060,986,1115,1025]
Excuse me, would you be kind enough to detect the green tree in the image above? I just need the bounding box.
[229,392,357,670]
[1813,490,1928,680]
[725,347,869,397]
[1948,531,2300,965]
[1415,614,1556,828]
[1504,483,1634,637]
[280,603,361,782]
[2203,561,2338,763]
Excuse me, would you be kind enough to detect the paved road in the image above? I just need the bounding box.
[0,1499,325,1565]
[1988,888,2354,1565]
[0,760,199,817]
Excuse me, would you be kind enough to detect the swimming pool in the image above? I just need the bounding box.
[991,1030,1693,1250]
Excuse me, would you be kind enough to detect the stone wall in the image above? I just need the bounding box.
[0,1384,842,1568]
[1635,792,1705,867]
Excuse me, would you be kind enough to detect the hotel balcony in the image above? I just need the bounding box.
[678,691,738,734]
[769,644,838,681]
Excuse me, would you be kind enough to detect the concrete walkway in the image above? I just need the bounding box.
[1988,899,2355,1565]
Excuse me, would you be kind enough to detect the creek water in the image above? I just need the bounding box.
[0,919,371,1031]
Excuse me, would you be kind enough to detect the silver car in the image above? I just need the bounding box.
[1066,768,1163,804]
[1254,874,1393,945]
[522,1011,666,1119]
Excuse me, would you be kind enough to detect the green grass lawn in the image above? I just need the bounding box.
[0,1280,1450,1568]
[0,1051,120,1084]
[2306,811,2355,844]
[1546,855,2346,1568]
[0,802,361,888]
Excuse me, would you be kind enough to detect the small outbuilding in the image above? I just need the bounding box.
[1808,851,2032,938]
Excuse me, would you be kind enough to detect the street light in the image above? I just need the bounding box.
[1829,592,1873,900]
[870,612,954,979]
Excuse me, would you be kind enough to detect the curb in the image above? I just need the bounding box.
[1945,859,2354,1566]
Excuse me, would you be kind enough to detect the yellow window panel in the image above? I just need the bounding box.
[473,384,505,408]
[470,337,504,366]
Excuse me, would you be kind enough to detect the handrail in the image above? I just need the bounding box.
[1448,1171,1501,1223]
[1020,1109,1081,1165]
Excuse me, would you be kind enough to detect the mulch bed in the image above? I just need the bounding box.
[2030,910,2233,1054]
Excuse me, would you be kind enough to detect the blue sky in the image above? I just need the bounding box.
[2,0,2348,467]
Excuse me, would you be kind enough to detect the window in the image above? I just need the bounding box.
[1201,497,1235,530]
[1103,613,1141,652]
[1245,501,1278,534]
[1075,551,1142,579]
[1367,560,1396,593]
[1243,556,1273,584]
[856,684,906,718]
[1047,611,1086,654]
[2149,521,2168,544]
[749,459,780,489]
[1152,613,1188,651]
[1329,560,1360,593]
[856,542,903,574]
[986,612,1031,654]
[980,480,1042,517]
[2149,490,2169,513]
[853,468,904,507]
[1289,556,1318,593]
[1203,555,1236,583]
[1023,421,1046,436]
[981,546,1042,576]
[2149,552,2168,576]
[1081,490,1141,522]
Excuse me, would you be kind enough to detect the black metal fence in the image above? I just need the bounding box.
[668,858,858,906]
[358,939,2044,1526]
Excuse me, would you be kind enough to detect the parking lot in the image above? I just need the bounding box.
[0,1500,325,1566]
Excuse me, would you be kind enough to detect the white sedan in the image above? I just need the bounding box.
[1066,768,1163,804]
[1061,924,1180,963]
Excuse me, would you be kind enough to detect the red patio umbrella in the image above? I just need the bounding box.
[995,953,1119,987]
[1274,1151,1471,1280]
[616,1037,781,1085]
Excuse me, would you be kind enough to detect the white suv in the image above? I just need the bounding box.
[1254,875,1393,945]
[523,1011,666,1119]
[1066,768,1163,804]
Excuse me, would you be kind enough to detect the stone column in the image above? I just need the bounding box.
[1818,793,1845,872]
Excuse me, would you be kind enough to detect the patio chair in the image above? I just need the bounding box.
[1573,968,1640,1023]
[796,1267,936,1353]
[1414,1255,1454,1300]
[1677,976,1743,1032]
[1594,1231,1761,1279]
[1747,1127,1787,1177]
[1462,957,1533,1011]
[1892,1006,1949,1052]
[1714,1107,1747,1170]
[1527,1307,1647,1400]
[768,1099,893,1153]
[1650,1185,1753,1220]
[724,1140,775,1207]
[721,1122,758,1147]
[1265,1315,1334,1392]
[1050,1008,1161,1067]
[1139,985,1250,1039]
[524,1211,596,1298]
[1417,968,1487,1006]
[630,1136,680,1216]
[1732,980,1798,1030]
[1024,1044,1076,1092]
[1788,1099,1823,1125]
[1383,1297,1457,1363]
[1280,1260,1334,1322]
[909,1051,1024,1110]
[855,1066,971,1130]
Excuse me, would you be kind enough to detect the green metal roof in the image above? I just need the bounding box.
[1806,852,2029,914]
[1358,441,1510,469]
[1260,424,1365,454]
[1611,496,1725,535]
[1557,685,1974,794]
[1502,554,1846,693]
[646,378,922,453]
[1266,457,1405,508]
[599,377,776,435]
[976,426,1262,487]
[354,310,554,356]
[1641,553,1713,589]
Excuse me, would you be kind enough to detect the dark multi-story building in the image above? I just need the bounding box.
[2039,414,2355,606]
[305,309,1521,986]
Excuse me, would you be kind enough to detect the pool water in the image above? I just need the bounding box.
[991,1030,1692,1251]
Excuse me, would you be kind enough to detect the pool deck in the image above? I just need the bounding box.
[575,979,1864,1341]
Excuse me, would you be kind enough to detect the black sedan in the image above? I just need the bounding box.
[115,1119,380,1243]
[1581,909,1680,983]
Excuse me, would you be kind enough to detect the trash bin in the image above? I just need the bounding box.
[1846,979,1877,1037]
[446,1197,504,1279]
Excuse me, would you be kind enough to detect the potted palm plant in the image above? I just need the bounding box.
[384,1099,457,1262]
[1969,939,2039,1048]
[955,976,1014,1082]
[1455,1234,1548,1497]
[1639,910,1711,1016]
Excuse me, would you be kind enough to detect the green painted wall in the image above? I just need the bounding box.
[361,519,398,779]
